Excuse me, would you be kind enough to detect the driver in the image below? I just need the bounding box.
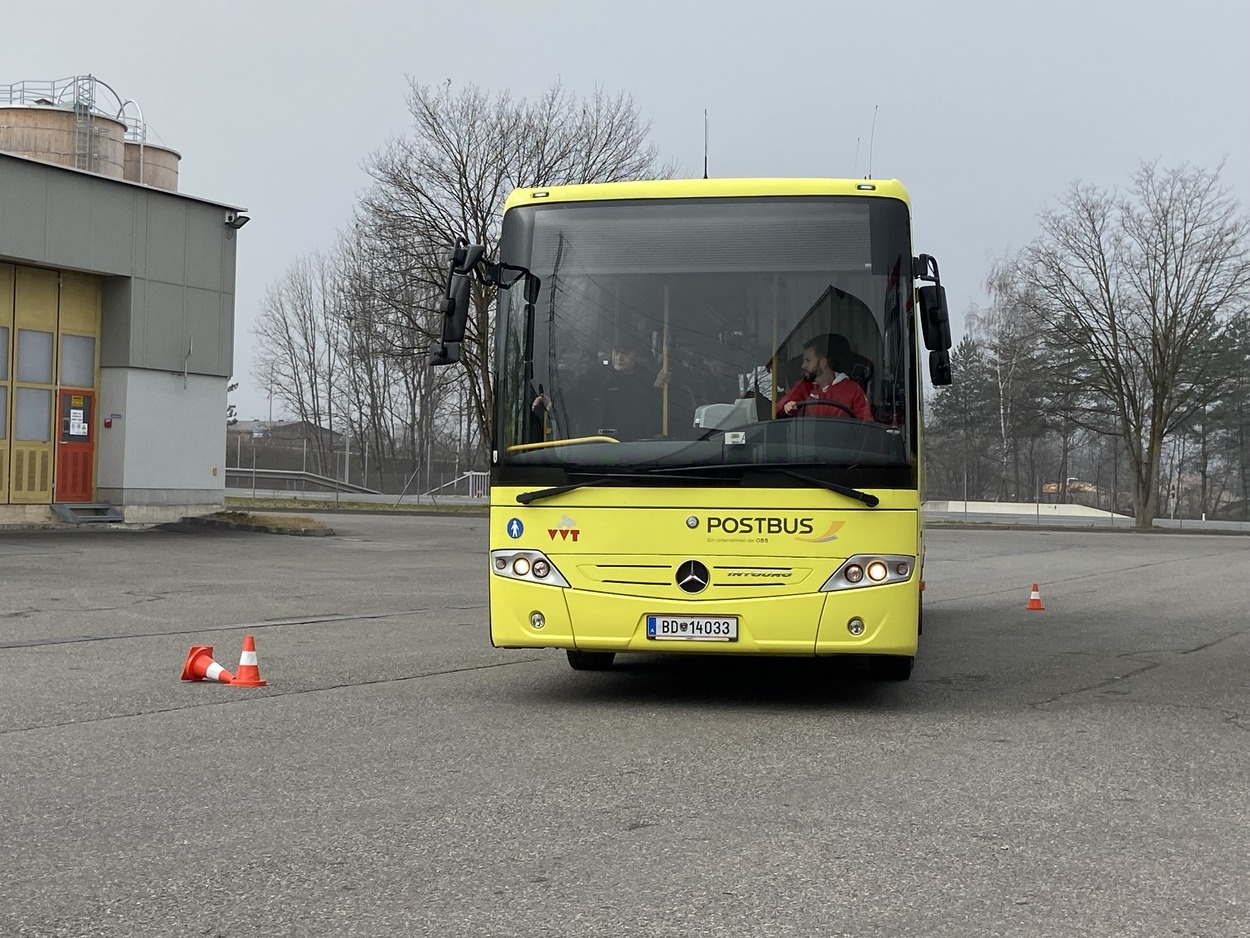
[775,333,873,421]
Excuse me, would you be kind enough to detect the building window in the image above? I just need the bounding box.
[16,329,53,384]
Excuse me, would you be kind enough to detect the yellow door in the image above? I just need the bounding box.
[9,266,58,504]
[0,264,12,503]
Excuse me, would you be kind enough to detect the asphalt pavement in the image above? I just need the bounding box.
[2,516,1248,937]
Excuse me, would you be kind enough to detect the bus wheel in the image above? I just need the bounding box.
[869,655,913,681]
[566,649,616,671]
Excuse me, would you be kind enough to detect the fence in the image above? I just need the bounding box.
[226,432,487,498]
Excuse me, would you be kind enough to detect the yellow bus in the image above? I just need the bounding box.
[432,178,952,679]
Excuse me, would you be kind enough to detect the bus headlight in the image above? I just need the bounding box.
[489,550,570,588]
[821,554,915,592]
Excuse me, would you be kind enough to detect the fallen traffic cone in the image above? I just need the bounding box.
[1026,583,1046,611]
[181,646,234,683]
[231,634,268,687]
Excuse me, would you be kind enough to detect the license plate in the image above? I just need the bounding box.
[646,615,738,641]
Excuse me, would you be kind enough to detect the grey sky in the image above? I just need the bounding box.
[5,0,1248,420]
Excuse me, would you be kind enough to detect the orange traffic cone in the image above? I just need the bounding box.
[231,634,268,687]
[181,646,234,683]
[1026,583,1046,611]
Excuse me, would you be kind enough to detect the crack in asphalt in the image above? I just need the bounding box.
[1027,653,1163,708]
[0,606,488,650]
[40,594,169,615]
[1027,632,1250,724]
[1178,631,1243,655]
[0,655,547,736]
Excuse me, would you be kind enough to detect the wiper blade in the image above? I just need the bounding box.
[765,467,879,506]
[516,470,727,504]
[516,477,612,504]
[648,463,879,507]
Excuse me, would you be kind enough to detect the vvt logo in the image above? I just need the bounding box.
[548,513,580,542]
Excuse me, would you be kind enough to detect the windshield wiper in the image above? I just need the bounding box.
[516,470,728,504]
[648,463,880,507]
[516,477,613,504]
[762,466,879,507]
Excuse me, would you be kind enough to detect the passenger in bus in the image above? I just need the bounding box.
[774,333,874,421]
[583,334,673,439]
[531,334,673,440]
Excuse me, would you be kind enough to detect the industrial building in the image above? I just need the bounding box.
[0,75,245,524]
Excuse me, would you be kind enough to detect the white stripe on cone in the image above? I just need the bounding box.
[205,662,229,682]
[239,650,258,666]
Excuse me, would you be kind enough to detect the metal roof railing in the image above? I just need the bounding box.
[0,74,147,144]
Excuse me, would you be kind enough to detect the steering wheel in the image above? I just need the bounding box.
[792,398,857,418]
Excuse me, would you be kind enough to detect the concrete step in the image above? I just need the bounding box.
[51,503,125,525]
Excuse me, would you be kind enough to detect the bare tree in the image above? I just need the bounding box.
[253,253,347,475]
[970,273,1053,500]
[358,80,673,459]
[999,162,1250,527]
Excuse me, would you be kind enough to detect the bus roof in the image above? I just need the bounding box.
[502,177,911,213]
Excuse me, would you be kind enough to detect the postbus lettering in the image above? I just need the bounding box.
[706,516,814,535]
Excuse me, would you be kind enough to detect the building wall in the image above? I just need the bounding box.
[0,152,242,519]
[97,367,225,513]
[0,153,237,378]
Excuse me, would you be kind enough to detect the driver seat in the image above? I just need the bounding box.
[826,333,874,395]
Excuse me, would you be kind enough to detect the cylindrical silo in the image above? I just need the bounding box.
[123,141,181,191]
[0,104,127,178]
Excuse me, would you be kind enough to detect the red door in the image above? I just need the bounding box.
[55,389,95,502]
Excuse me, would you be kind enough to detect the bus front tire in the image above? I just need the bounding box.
[869,655,913,681]
[566,649,616,671]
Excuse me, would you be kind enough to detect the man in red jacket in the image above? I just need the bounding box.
[775,333,873,421]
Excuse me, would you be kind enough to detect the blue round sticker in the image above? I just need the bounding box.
[506,518,524,539]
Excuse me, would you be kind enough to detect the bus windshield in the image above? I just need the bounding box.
[495,195,918,489]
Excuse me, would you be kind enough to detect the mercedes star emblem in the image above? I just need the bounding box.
[675,559,710,594]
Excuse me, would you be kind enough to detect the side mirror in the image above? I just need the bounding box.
[929,349,952,386]
[430,238,485,366]
[918,284,952,352]
[429,341,461,366]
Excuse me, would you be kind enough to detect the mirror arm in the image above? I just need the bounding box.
[483,261,539,290]
[912,253,941,285]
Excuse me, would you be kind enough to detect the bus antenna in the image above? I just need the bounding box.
[703,108,709,179]
[867,105,878,179]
